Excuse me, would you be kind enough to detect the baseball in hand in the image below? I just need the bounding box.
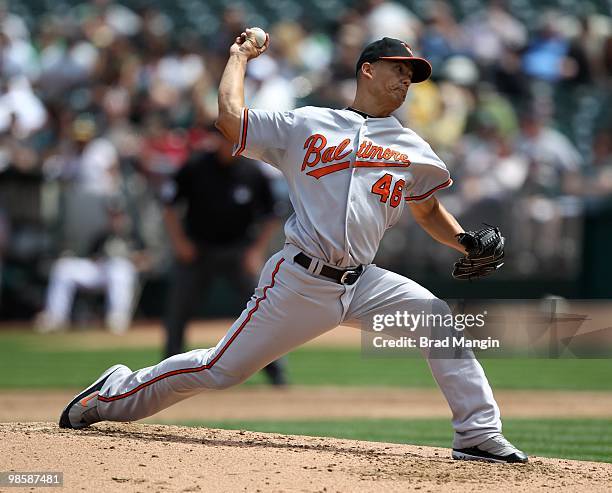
[247,27,267,48]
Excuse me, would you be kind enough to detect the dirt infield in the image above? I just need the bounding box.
[2,387,612,422]
[1,422,610,492]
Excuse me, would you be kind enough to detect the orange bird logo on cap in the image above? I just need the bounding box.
[400,42,414,56]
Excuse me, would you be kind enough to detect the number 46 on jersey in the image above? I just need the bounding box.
[371,173,405,208]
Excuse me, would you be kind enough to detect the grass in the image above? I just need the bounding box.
[2,330,610,464]
[0,331,611,389]
[173,418,612,463]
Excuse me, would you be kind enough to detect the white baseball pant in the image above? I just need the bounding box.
[97,244,501,448]
[43,256,136,331]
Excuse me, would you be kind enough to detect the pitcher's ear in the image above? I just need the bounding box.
[360,62,375,80]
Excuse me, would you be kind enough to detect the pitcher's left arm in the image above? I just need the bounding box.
[409,196,465,253]
[409,196,506,280]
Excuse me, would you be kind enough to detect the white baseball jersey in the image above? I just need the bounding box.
[234,107,452,267]
[93,104,501,451]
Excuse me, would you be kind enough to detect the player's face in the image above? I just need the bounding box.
[372,60,413,107]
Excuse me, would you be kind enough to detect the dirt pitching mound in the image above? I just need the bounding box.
[1,423,611,492]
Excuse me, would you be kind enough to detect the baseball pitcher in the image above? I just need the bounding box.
[59,30,525,464]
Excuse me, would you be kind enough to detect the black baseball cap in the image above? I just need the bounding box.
[356,37,432,83]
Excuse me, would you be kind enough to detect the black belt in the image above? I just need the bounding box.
[294,252,363,285]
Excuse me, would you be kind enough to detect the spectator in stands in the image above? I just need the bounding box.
[576,17,603,83]
[43,114,119,195]
[0,29,39,81]
[140,113,190,175]
[364,0,421,46]
[41,114,121,254]
[245,54,296,111]
[462,0,527,68]
[458,115,528,204]
[513,110,585,273]
[38,33,99,100]
[564,17,594,86]
[581,130,612,197]
[517,112,583,196]
[0,76,47,138]
[0,1,29,42]
[420,1,469,69]
[522,11,573,84]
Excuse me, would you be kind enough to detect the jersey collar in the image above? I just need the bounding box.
[345,107,373,119]
[344,107,394,120]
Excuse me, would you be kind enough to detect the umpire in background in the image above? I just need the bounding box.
[159,131,287,385]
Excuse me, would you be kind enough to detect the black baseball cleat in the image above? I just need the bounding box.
[452,434,528,464]
[59,364,126,429]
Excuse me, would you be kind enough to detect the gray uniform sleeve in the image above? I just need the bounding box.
[404,141,453,203]
[232,107,295,170]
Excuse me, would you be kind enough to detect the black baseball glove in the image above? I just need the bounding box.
[452,225,505,280]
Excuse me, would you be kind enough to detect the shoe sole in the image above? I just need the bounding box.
[59,364,124,429]
[452,450,510,464]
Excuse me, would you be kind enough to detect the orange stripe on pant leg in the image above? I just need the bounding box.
[98,257,285,403]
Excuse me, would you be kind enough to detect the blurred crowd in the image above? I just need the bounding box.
[1,0,611,321]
